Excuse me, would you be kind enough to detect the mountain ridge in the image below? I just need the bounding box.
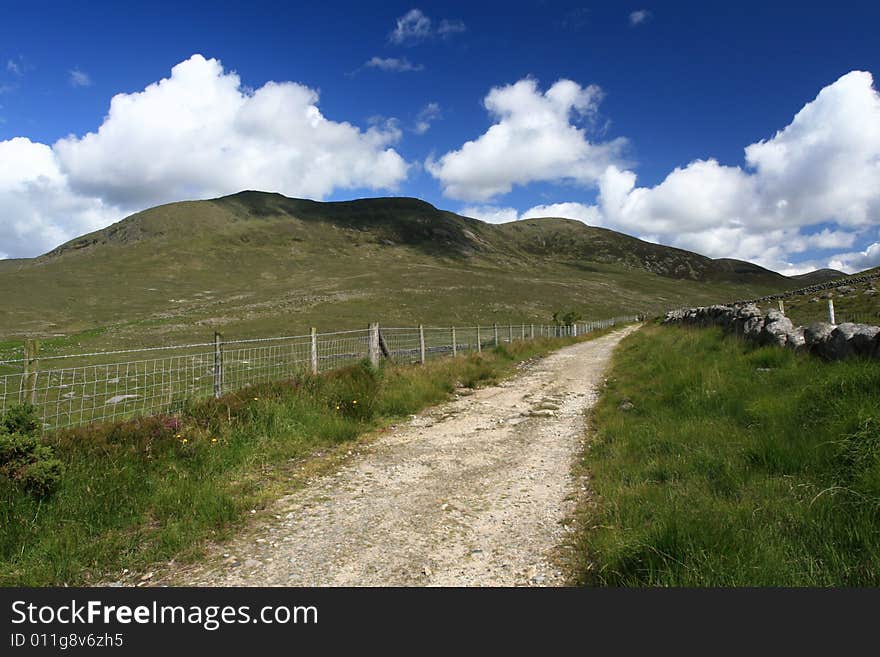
[0,191,845,352]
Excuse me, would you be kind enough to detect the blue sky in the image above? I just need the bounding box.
[1,0,879,273]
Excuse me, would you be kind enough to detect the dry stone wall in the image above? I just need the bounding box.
[663,303,880,361]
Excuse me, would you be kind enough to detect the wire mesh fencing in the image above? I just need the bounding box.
[0,316,639,431]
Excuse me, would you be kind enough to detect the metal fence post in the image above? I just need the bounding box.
[419,324,426,364]
[451,326,457,357]
[213,332,224,399]
[476,325,482,353]
[827,299,836,324]
[572,323,578,337]
[368,323,381,366]
[310,327,318,375]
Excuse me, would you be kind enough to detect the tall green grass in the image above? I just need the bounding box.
[575,324,880,586]
[0,335,588,586]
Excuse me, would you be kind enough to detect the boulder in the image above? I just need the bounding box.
[845,323,880,357]
[743,316,764,338]
[759,310,795,347]
[815,323,875,360]
[804,322,835,349]
[784,327,806,350]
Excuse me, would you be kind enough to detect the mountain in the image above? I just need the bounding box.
[0,191,815,353]
[790,268,848,285]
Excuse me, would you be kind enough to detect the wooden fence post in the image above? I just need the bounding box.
[508,324,513,343]
[451,326,457,357]
[530,324,534,339]
[476,325,482,353]
[828,299,836,324]
[21,340,40,405]
[493,323,499,347]
[368,323,380,366]
[310,327,318,375]
[419,324,426,365]
[213,332,223,399]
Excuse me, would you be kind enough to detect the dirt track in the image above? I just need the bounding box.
[169,326,637,586]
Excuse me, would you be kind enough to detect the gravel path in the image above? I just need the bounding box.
[168,326,637,587]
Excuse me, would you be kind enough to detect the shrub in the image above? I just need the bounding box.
[0,432,64,498]
[0,404,63,497]
[2,403,41,436]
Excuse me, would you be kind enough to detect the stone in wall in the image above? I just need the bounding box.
[663,305,880,362]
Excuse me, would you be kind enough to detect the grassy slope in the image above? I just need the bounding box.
[574,324,880,586]
[0,332,607,586]
[0,192,800,357]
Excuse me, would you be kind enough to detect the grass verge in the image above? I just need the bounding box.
[1,332,611,586]
[572,323,880,586]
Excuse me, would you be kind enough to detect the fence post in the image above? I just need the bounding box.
[493,323,499,347]
[368,323,381,366]
[508,324,513,343]
[451,326,457,357]
[21,340,40,405]
[530,324,534,339]
[827,299,836,324]
[213,332,223,399]
[778,299,785,315]
[572,323,578,337]
[419,324,426,365]
[476,325,482,353]
[310,327,318,375]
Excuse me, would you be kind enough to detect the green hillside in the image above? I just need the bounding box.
[0,191,807,355]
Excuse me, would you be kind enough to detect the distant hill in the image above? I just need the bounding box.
[790,268,848,285]
[0,191,817,352]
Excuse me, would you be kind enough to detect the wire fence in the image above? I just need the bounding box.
[0,316,639,431]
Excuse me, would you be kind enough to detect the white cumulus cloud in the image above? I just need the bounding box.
[0,54,410,258]
[828,242,880,272]
[594,71,880,272]
[457,71,880,274]
[462,202,602,225]
[0,137,119,257]
[427,78,627,201]
[459,205,520,224]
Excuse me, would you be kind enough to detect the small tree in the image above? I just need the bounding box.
[552,310,583,327]
[0,404,63,498]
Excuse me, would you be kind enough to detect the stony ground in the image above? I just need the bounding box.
[162,327,637,587]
